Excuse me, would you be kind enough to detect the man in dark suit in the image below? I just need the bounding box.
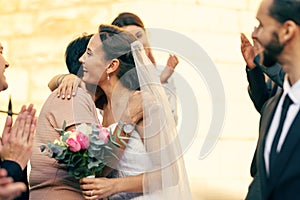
[241,33,285,113]
[246,0,300,199]
[0,42,36,200]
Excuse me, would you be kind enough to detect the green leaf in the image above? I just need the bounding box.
[111,139,121,148]
[62,120,67,131]
[61,133,69,142]
[40,145,46,152]
[55,120,67,135]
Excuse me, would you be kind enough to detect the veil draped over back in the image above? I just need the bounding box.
[131,41,192,199]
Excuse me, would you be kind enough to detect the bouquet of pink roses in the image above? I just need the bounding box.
[40,122,121,179]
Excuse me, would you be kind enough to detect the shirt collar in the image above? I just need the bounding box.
[283,75,300,105]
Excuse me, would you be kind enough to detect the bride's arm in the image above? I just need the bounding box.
[100,91,145,177]
[80,174,143,199]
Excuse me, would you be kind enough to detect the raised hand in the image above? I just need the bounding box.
[56,74,86,99]
[0,169,26,200]
[160,54,178,83]
[166,54,179,69]
[240,33,264,69]
[0,104,36,170]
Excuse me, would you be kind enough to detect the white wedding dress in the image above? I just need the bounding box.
[108,123,152,199]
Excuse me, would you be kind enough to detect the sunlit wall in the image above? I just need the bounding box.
[0,0,263,199]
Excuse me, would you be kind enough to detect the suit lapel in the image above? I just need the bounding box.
[268,111,300,188]
[257,93,282,198]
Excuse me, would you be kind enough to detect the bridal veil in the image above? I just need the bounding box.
[131,41,192,199]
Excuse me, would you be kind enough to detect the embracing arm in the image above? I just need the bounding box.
[48,74,67,91]
[48,74,84,99]
[101,91,145,177]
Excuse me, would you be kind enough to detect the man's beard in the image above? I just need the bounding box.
[262,32,284,67]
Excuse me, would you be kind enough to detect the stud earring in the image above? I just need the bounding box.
[107,74,110,80]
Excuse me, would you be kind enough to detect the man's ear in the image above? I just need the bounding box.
[106,59,120,74]
[281,20,297,43]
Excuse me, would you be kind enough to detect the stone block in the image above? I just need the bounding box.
[11,13,35,35]
[9,37,67,61]
[29,66,67,103]
[0,0,21,13]
[246,0,262,12]
[185,32,241,63]
[199,0,248,10]
[238,11,258,35]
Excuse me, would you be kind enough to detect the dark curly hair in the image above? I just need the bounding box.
[65,33,93,77]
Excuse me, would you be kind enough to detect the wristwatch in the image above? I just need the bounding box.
[118,120,135,135]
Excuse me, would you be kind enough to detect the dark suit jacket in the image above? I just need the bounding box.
[253,55,284,88]
[246,92,300,200]
[246,66,281,113]
[0,160,29,200]
[246,55,284,113]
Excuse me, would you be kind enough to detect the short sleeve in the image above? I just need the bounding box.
[47,88,99,129]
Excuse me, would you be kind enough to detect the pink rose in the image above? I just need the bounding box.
[76,132,90,150]
[98,128,110,144]
[66,138,81,152]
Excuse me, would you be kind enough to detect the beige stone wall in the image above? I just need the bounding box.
[0,0,263,199]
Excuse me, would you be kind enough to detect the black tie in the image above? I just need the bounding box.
[269,94,293,174]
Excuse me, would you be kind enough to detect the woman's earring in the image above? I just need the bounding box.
[107,73,110,80]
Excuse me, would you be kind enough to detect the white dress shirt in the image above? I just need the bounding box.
[264,75,300,176]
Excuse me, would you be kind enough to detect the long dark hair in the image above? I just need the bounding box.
[95,24,140,108]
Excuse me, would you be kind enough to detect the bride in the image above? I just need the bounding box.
[78,24,191,199]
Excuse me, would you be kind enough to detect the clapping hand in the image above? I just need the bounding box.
[160,54,178,83]
[166,54,179,69]
[0,104,37,170]
[240,33,264,69]
[0,169,26,200]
